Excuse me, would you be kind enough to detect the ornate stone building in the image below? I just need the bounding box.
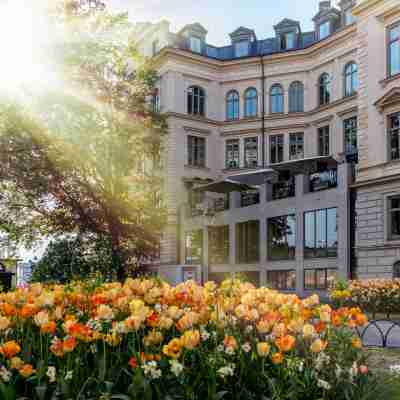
[135,0,400,295]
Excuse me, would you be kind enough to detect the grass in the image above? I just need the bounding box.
[366,348,400,400]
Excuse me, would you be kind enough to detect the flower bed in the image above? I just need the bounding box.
[330,279,400,318]
[0,278,370,399]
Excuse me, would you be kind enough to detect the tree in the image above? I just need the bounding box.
[30,236,115,283]
[0,1,167,280]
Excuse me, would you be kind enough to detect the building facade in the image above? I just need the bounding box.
[134,0,400,295]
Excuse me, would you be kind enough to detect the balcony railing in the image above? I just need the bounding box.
[241,191,260,207]
[272,180,296,200]
[309,169,338,192]
[189,197,229,217]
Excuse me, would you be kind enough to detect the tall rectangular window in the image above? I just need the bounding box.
[235,41,249,57]
[236,221,260,264]
[304,208,337,258]
[267,270,296,290]
[190,36,202,53]
[389,112,400,161]
[289,132,304,160]
[304,269,337,291]
[188,136,206,167]
[185,230,203,264]
[319,21,330,40]
[318,126,330,156]
[225,139,240,169]
[344,116,357,153]
[270,135,284,164]
[281,32,295,50]
[267,215,296,260]
[208,226,229,264]
[388,23,400,77]
[389,196,400,240]
[244,137,258,168]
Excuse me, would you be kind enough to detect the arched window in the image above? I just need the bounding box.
[288,81,304,113]
[319,73,331,106]
[270,84,284,114]
[344,62,358,97]
[244,87,258,117]
[394,261,400,278]
[226,90,240,120]
[187,86,205,116]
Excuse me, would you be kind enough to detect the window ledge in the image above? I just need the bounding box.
[380,73,400,88]
[184,165,210,171]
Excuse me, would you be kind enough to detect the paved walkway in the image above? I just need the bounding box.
[358,320,400,348]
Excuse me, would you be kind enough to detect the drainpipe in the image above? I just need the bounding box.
[260,56,266,168]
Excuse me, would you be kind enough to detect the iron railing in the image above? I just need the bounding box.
[241,191,260,207]
[272,180,296,200]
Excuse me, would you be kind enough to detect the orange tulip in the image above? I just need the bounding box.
[275,335,296,353]
[0,341,21,358]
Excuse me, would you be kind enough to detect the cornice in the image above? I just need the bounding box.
[352,0,384,17]
[165,94,358,128]
[351,171,400,188]
[220,128,261,137]
[183,126,211,135]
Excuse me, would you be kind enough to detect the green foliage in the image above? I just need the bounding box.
[30,237,115,283]
[0,1,168,279]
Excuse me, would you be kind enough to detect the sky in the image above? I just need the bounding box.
[108,0,334,46]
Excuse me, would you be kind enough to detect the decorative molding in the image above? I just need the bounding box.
[311,115,334,127]
[374,87,400,112]
[267,123,310,132]
[337,105,358,117]
[220,128,261,137]
[380,73,400,89]
[376,4,400,22]
[352,0,384,17]
[184,126,211,135]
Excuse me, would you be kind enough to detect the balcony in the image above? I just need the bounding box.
[241,191,260,207]
[189,196,229,217]
[309,169,337,192]
[272,179,295,200]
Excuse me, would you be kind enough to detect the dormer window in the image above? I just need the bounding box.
[281,32,296,50]
[319,21,330,39]
[235,41,249,57]
[344,10,355,25]
[190,36,202,53]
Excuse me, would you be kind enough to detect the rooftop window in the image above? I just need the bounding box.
[319,21,330,40]
[235,41,249,57]
[281,32,296,50]
[190,36,202,53]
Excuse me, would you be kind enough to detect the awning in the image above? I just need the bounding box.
[270,156,338,175]
[193,179,256,194]
[227,168,278,186]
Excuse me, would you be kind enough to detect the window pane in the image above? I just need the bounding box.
[289,133,304,160]
[316,269,326,290]
[390,25,400,41]
[390,197,400,237]
[209,226,229,265]
[268,215,296,260]
[244,137,258,168]
[390,41,400,76]
[235,41,249,57]
[304,212,315,258]
[319,21,330,39]
[226,139,240,169]
[315,209,327,257]
[237,221,259,263]
[327,208,338,257]
[390,114,400,160]
[190,37,202,53]
[344,117,358,152]
[185,231,203,264]
[304,270,315,290]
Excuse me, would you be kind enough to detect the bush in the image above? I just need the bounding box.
[0,277,373,400]
[330,279,400,318]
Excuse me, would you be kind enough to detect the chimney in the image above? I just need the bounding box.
[319,1,331,11]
